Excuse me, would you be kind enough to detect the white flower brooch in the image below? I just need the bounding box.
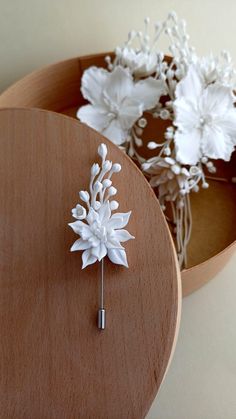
[76,11,236,269]
[69,143,134,329]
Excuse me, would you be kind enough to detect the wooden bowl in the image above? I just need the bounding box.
[0,108,180,418]
[0,52,235,296]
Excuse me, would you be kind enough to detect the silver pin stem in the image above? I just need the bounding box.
[98,258,106,330]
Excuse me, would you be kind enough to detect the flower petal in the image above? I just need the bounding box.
[87,207,100,225]
[114,229,135,242]
[81,66,109,105]
[174,97,199,132]
[201,126,234,161]
[70,239,91,252]
[175,129,202,165]
[133,77,166,110]
[91,243,107,261]
[99,202,111,223]
[104,66,133,104]
[107,211,131,229]
[68,220,86,235]
[218,108,236,141]
[108,248,128,267]
[102,119,128,145]
[82,249,97,269]
[106,237,124,249]
[118,98,143,130]
[77,104,111,132]
[175,65,203,100]
[200,83,234,114]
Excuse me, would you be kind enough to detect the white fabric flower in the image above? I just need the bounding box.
[173,65,236,165]
[142,157,190,203]
[69,203,134,269]
[116,46,158,77]
[198,53,236,88]
[77,65,165,145]
[69,143,134,269]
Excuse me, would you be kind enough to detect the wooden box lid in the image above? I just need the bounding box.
[0,108,181,419]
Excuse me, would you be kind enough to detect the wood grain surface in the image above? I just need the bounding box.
[0,108,181,419]
[0,53,235,296]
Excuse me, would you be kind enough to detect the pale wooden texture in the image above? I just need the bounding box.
[0,108,180,419]
[0,52,235,296]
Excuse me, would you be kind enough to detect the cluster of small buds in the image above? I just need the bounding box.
[71,143,122,219]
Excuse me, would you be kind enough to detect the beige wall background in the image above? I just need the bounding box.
[0,0,236,418]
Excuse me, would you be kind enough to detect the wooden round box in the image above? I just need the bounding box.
[0,108,181,418]
[0,52,235,296]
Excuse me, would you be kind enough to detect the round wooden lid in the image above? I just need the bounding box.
[0,108,181,419]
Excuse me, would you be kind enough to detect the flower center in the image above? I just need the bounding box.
[91,222,107,243]
[103,93,120,118]
[198,113,214,130]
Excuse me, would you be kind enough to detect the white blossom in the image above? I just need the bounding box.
[77,65,165,145]
[142,156,190,204]
[69,143,134,269]
[173,65,236,165]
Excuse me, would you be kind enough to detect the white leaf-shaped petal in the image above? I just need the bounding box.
[114,229,135,242]
[70,239,91,252]
[99,202,111,223]
[102,119,128,145]
[106,237,124,249]
[201,126,234,161]
[118,98,143,130]
[81,66,109,105]
[108,248,128,267]
[173,97,199,132]
[91,243,107,261]
[176,65,203,100]
[107,211,132,229]
[175,129,202,165]
[200,83,234,114]
[133,77,166,110]
[82,249,97,269]
[68,220,86,235]
[104,66,133,104]
[77,104,111,132]
[87,207,100,225]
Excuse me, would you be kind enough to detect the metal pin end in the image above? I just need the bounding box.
[98,308,106,330]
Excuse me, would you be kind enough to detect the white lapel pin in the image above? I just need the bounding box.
[69,143,134,330]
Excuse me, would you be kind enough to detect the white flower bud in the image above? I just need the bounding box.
[112,163,121,173]
[201,156,208,164]
[91,163,100,176]
[110,200,119,210]
[72,204,86,220]
[202,182,209,189]
[138,117,147,128]
[190,166,201,176]
[165,131,174,140]
[108,186,117,196]
[103,160,112,171]
[94,181,103,192]
[142,162,151,171]
[171,164,181,175]
[148,141,158,150]
[79,190,90,202]
[98,143,107,160]
[164,146,171,156]
[102,179,112,188]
